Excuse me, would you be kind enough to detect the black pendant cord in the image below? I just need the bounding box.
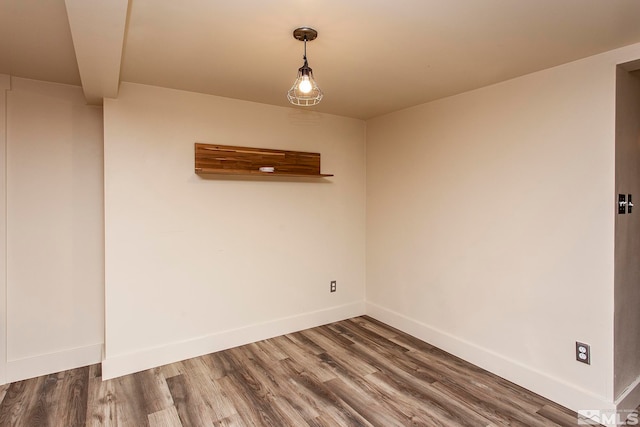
[303,38,307,62]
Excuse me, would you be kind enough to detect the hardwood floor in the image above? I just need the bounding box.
[0,316,584,426]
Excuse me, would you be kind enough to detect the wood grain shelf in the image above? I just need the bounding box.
[195,143,333,178]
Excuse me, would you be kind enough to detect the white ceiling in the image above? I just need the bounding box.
[2,0,640,119]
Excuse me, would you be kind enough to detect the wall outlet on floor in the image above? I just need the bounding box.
[330,281,337,293]
[576,342,590,365]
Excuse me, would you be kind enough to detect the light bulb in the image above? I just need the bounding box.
[298,77,312,94]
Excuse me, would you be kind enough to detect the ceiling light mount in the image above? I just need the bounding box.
[287,27,323,107]
[292,27,318,42]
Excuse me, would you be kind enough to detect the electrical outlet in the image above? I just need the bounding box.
[330,281,336,293]
[576,342,590,365]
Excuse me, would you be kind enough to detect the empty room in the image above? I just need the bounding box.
[1,0,640,426]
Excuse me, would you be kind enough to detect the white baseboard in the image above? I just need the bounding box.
[6,343,103,383]
[102,301,366,380]
[365,301,614,414]
[615,374,640,415]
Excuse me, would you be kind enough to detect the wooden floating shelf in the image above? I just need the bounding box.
[195,143,333,178]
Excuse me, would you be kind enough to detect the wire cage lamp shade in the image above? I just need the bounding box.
[287,27,323,106]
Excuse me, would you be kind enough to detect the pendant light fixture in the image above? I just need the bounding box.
[287,27,323,106]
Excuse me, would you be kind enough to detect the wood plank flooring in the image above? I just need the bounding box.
[0,316,585,426]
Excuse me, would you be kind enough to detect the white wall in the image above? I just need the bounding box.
[614,66,640,404]
[366,44,640,413]
[103,82,366,378]
[0,74,9,385]
[5,77,104,382]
